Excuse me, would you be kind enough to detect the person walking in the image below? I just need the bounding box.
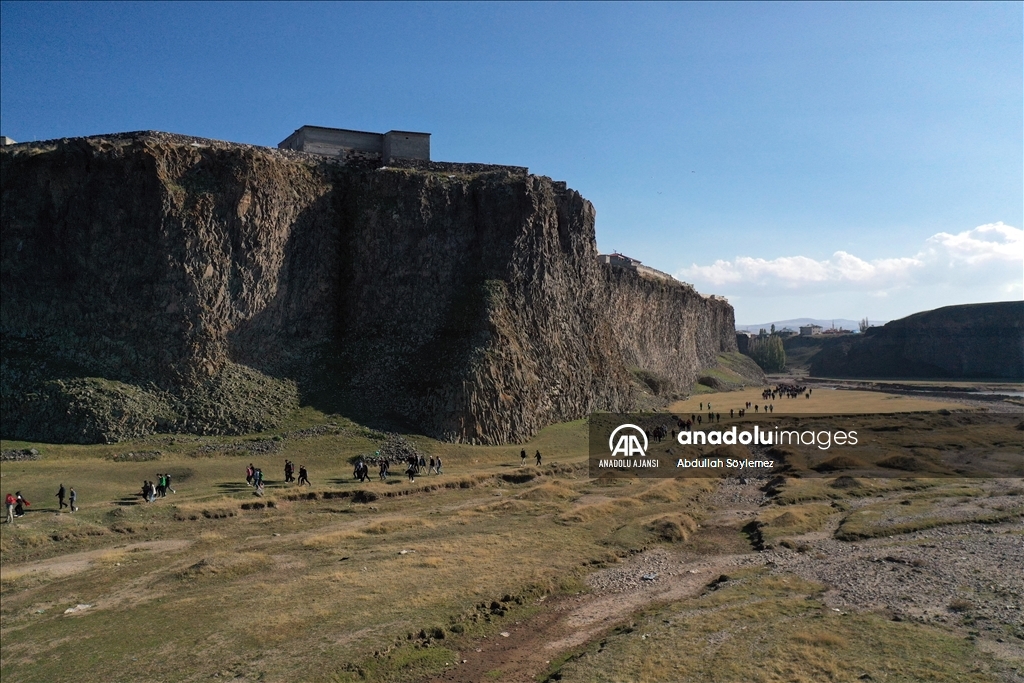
[520,449,527,466]
[69,487,78,513]
[5,492,15,523]
[56,483,68,510]
[535,450,542,467]
[14,492,30,517]
[297,466,310,486]
[435,457,443,475]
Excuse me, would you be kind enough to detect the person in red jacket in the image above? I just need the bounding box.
[5,493,15,523]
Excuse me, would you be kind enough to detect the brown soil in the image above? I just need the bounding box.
[424,564,741,683]
[1,539,191,579]
[424,484,764,683]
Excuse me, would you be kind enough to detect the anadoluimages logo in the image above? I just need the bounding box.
[608,424,648,457]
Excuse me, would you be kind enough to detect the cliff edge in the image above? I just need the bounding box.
[809,301,1024,380]
[1,132,736,443]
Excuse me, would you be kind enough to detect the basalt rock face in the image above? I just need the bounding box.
[601,267,736,393]
[1,132,737,444]
[2,133,331,441]
[810,302,1024,380]
[322,164,637,443]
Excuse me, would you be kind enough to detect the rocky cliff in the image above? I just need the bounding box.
[1,132,737,444]
[809,302,1024,380]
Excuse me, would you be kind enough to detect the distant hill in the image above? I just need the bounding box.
[808,301,1023,379]
[735,318,886,333]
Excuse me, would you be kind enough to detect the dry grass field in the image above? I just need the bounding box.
[1,394,1022,683]
[669,386,966,415]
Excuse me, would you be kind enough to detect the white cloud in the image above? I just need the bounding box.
[923,222,1024,264]
[678,222,1023,297]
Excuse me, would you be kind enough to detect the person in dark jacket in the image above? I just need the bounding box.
[15,491,30,516]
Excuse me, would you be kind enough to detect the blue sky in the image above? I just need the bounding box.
[2,1,1021,324]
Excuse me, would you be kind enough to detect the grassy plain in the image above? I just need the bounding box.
[553,568,1006,683]
[669,386,965,414]
[1,394,1021,682]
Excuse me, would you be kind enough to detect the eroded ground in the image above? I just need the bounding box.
[1,398,1022,683]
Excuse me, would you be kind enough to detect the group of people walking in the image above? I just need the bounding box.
[520,449,542,466]
[402,454,442,482]
[353,458,374,482]
[56,483,78,512]
[247,461,310,494]
[685,384,819,424]
[246,464,266,493]
[4,491,31,523]
[282,460,310,486]
[764,383,811,400]
[6,444,473,522]
[4,487,78,523]
[141,473,175,502]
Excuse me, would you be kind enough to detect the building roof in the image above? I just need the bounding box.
[290,125,430,137]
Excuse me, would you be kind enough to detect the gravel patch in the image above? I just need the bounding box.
[587,475,1023,653]
[763,521,1024,628]
[1,448,40,461]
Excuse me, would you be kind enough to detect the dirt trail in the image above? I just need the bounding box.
[1,539,191,579]
[425,553,756,683]
[548,553,751,652]
[426,479,768,683]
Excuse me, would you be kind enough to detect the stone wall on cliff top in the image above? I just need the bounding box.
[1,132,737,444]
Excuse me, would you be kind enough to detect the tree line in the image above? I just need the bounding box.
[747,334,786,373]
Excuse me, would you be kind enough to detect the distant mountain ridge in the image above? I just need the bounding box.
[736,318,887,333]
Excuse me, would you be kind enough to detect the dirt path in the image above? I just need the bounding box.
[0,539,191,579]
[425,552,757,683]
[426,479,769,683]
[548,553,753,652]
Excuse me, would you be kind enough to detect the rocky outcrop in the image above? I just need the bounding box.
[601,267,736,392]
[1,132,737,443]
[809,302,1024,379]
